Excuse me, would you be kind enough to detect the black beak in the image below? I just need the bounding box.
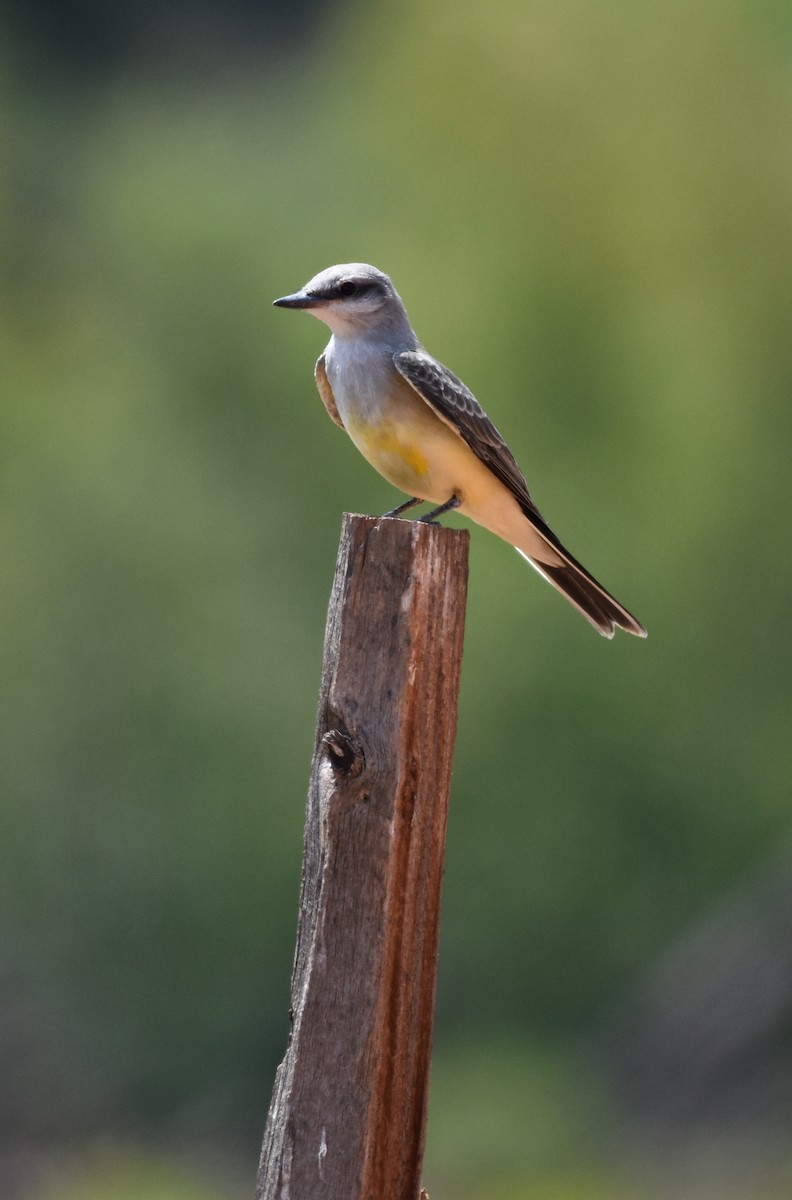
[273,290,321,309]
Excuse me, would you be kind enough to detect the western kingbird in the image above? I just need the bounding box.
[274,263,646,639]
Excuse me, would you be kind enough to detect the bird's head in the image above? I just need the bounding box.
[273,263,409,338]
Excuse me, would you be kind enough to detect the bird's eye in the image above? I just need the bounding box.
[338,281,357,297]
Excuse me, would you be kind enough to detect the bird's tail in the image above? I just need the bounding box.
[515,514,647,639]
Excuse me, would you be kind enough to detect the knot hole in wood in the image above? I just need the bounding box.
[322,726,365,778]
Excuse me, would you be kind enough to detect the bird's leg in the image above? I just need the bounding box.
[418,495,461,525]
[381,496,422,518]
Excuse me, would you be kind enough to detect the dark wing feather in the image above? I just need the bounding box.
[394,349,536,505]
[393,349,572,554]
[314,354,345,429]
[394,351,646,638]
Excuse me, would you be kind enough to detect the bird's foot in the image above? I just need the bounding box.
[418,495,461,524]
[381,496,421,518]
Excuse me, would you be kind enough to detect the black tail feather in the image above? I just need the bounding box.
[528,557,647,639]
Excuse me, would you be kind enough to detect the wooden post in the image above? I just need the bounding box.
[257,513,469,1200]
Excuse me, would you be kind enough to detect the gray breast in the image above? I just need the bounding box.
[326,340,398,423]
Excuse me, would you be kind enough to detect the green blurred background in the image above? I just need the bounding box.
[3,0,792,1197]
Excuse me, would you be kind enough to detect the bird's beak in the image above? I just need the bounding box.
[273,290,322,309]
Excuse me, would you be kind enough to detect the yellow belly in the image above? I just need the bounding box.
[346,417,434,494]
[342,384,534,556]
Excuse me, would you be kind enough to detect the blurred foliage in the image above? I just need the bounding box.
[2,0,792,1197]
[35,1147,240,1200]
[425,1041,618,1194]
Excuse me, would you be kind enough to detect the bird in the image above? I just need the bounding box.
[273,263,646,639]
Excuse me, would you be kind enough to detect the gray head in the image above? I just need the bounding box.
[273,263,413,339]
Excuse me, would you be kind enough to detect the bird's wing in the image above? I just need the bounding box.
[394,348,547,525]
[314,354,346,430]
[395,349,646,638]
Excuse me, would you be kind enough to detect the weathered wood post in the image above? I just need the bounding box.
[257,513,469,1200]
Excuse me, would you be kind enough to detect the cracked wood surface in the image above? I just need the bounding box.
[257,513,468,1200]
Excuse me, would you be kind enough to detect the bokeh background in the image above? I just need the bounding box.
[3,1,792,1197]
